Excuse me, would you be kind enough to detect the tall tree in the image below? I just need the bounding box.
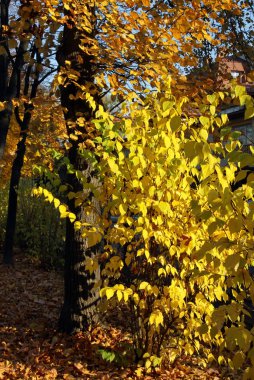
[0,0,57,264]
[4,46,41,265]
[56,3,103,332]
[191,0,254,85]
[51,0,241,333]
[0,0,18,159]
[221,0,254,67]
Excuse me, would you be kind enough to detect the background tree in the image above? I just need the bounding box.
[221,0,254,67]
[0,0,58,264]
[0,0,15,159]
[191,0,254,87]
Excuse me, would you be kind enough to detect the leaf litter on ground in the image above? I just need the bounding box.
[0,251,242,379]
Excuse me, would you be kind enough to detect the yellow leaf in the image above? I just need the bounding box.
[149,186,155,197]
[170,115,181,131]
[137,168,142,179]
[123,289,132,302]
[199,129,208,141]
[133,179,140,188]
[164,135,171,148]
[46,192,54,203]
[105,288,115,300]
[199,116,210,127]
[207,94,217,104]
[163,100,172,112]
[59,204,68,218]
[158,268,166,276]
[68,212,76,222]
[57,75,65,85]
[158,201,170,214]
[235,85,246,98]
[218,355,225,365]
[54,198,60,208]
[149,310,163,328]
[108,157,119,173]
[245,106,254,120]
[210,105,216,115]
[119,203,127,215]
[135,368,143,377]
[116,290,123,301]
[86,231,102,248]
[69,133,78,141]
[74,221,82,230]
[116,141,122,152]
[139,281,149,290]
[142,229,149,240]
[221,114,228,124]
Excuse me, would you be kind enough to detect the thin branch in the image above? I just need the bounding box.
[98,88,111,100]
[14,106,24,128]
[109,99,125,113]
[23,44,37,96]
[2,43,15,65]
[38,68,58,85]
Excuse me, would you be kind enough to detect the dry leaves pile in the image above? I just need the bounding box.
[0,252,239,379]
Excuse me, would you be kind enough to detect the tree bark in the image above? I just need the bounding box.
[3,44,40,264]
[57,5,102,333]
[0,0,10,160]
[3,129,27,264]
[59,161,101,333]
[0,108,11,160]
[0,1,32,160]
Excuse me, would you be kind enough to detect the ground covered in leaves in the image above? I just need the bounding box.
[0,252,240,379]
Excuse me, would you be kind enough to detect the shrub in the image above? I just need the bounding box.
[36,80,254,377]
[1,179,65,268]
[94,80,254,376]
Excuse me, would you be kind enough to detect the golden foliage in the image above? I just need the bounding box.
[66,81,254,376]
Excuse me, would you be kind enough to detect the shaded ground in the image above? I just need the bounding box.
[0,252,240,379]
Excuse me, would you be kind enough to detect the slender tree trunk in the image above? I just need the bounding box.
[0,1,33,160]
[1,1,47,264]
[3,129,27,264]
[0,108,11,160]
[0,0,10,160]
[3,44,40,264]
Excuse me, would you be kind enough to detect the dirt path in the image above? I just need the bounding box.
[0,253,238,379]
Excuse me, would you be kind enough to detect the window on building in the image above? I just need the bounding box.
[233,124,254,146]
[231,71,240,78]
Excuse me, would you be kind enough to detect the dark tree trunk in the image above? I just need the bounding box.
[1,1,48,265]
[0,108,11,160]
[0,1,32,160]
[2,43,40,265]
[58,144,102,333]
[3,129,27,265]
[59,159,101,333]
[0,0,11,160]
[57,5,102,333]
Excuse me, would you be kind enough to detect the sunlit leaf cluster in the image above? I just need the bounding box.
[68,81,254,376]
